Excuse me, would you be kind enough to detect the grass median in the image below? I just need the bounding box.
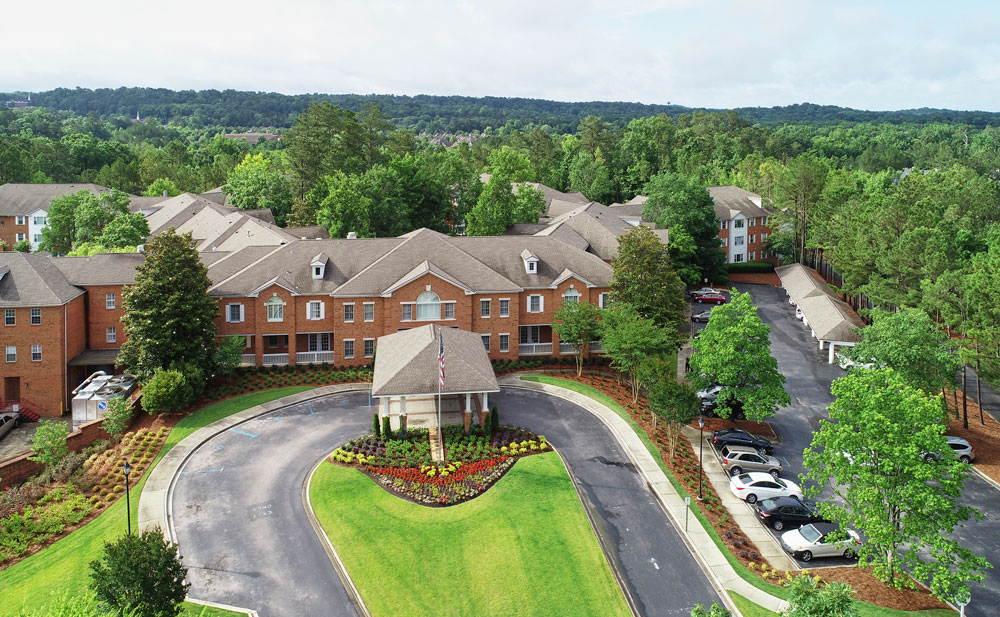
[309,451,630,617]
[0,386,313,616]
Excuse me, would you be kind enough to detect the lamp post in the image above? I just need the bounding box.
[122,460,133,535]
[697,415,705,500]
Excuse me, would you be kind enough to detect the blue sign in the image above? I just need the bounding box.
[97,400,108,412]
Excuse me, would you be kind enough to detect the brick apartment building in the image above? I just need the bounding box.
[708,186,778,265]
[0,228,612,417]
[0,184,110,250]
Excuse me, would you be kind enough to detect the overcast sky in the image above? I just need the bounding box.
[2,0,996,111]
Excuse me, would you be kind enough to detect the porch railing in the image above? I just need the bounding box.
[262,353,289,366]
[589,341,604,353]
[518,343,552,355]
[240,354,256,366]
[559,342,575,354]
[295,351,336,364]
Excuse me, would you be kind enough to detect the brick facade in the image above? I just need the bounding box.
[0,215,28,249]
[82,285,128,349]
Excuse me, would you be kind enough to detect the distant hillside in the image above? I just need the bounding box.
[4,87,1000,131]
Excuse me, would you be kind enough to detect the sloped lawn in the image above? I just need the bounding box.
[310,451,630,617]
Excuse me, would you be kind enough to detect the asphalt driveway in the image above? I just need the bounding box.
[171,388,721,617]
[737,283,1000,612]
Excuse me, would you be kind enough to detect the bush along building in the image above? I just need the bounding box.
[0,228,611,417]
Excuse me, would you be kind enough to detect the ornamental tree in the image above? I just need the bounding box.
[552,300,602,376]
[610,225,685,338]
[101,397,134,444]
[643,359,699,458]
[118,229,218,383]
[599,303,673,403]
[28,419,69,470]
[89,529,190,617]
[689,289,789,421]
[802,368,991,603]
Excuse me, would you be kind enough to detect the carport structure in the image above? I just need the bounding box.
[775,264,864,363]
[371,324,499,458]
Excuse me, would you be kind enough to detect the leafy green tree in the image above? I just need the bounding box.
[89,528,190,617]
[466,147,544,236]
[143,178,180,197]
[357,102,394,171]
[600,303,673,403]
[13,239,30,253]
[315,171,374,238]
[610,225,685,338]
[285,197,318,227]
[214,335,247,381]
[98,212,149,249]
[40,190,91,255]
[552,300,602,376]
[101,397,134,444]
[690,603,730,617]
[73,190,129,246]
[846,308,959,396]
[119,229,218,383]
[642,171,725,282]
[28,419,69,469]
[644,364,698,457]
[782,573,858,617]
[284,102,363,190]
[689,289,789,421]
[141,368,195,414]
[802,368,990,602]
[774,153,827,264]
[223,153,294,225]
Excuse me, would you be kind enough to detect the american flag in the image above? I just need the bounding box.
[438,333,446,388]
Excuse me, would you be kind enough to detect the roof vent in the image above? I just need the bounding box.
[347,231,357,239]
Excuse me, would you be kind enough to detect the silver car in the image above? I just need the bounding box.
[720,445,782,478]
[780,522,862,562]
[923,436,975,464]
[0,412,20,441]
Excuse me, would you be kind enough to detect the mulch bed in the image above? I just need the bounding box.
[538,370,949,612]
[728,272,782,286]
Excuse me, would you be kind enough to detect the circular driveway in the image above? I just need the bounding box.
[171,388,721,617]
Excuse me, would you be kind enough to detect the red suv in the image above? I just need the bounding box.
[696,293,726,305]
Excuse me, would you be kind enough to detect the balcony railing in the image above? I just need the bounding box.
[296,351,336,364]
[559,342,575,354]
[519,343,552,355]
[240,354,256,366]
[262,353,289,366]
[589,341,604,353]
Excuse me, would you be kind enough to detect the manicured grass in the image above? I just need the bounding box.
[0,387,313,616]
[729,592,779,617]
[310,451,630,617]
[519,375,956,617]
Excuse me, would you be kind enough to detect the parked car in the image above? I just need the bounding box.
[720,445,782,478]
[690,287,717,299]
[697,385,723,400]
[0,412,20,441]
[753,496,827,531]
[701,396,746,419]
[835,352,876,371]
[692,310,713,323]
[780,522,862,562]
[922,436,975,463]
[711,428,773,454]
[729,472,801,504]
[696,293,726,305]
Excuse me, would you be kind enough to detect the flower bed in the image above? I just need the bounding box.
[328,425,549,506]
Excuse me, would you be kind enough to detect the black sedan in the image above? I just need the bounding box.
[753,496,827,531]
[711,427,772,454]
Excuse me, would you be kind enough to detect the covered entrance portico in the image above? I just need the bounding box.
[371,324,499,460]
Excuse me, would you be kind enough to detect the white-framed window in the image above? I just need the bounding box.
[5,345,14,362]
[307,300,325,320]
[15,216,25,225]
[307,333,332,352]
[734,236,744,246]
[343,302,355,322]
[749,251,756,260]
[266,296,285,322]
[749,217,756,226]
[481,334,491,352]
[499,298,510,317]
[266,334,287,348]
[761,232,768,241]
[226,303,244,323]
[4,309,14,326]
[444,302,455,319]
[599,292,610,309]
[105,292,116,309]
[31,344,41,362]
[244,335,252,349]
[32,234,42,244]
[15,233,25,242]
[416,291,440,320]
[562,287,580,303]
[720,220,728,230]
[480,299,491,318]
[734,253,745,263]
[749,234,756,244]
[312,264,324,279]
[30,308,40,325]
[528,295,543,313]
[527,260,537,273]
[520,325,541,344]
[734,219,744,229]
[343,339,355,358]
[33,216,45,226]
[363,338,375,358]
[401,304,413,321]
[499,333,510,353]
[106,327,117,343]
[721,238,728,247]
[761,216,769,226]
[363,302,375,322]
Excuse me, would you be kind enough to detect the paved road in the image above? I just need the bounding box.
[735,283,1000,611]
[171,388,721,617]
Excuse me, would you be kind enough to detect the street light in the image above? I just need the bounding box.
[122,460,133,535]
[697,415,705,500]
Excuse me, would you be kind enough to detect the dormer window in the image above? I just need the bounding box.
[520,248,539,275]
[311,253,328,280]
[563,287,580,303]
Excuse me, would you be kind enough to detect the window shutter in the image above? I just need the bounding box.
[239,305,245,322]
[320,302,326,320]
[540,296,544,312]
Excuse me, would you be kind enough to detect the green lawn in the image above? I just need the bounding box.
[310,451,630,617]
[729,592,779,617]
[519,375,955,617]
[0,387,313,616]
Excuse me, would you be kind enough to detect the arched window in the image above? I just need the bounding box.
[416,290,441,320]
[563,287,580,303]
[266,295,285,322]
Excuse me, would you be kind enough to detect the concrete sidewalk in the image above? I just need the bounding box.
[503,375,789,615]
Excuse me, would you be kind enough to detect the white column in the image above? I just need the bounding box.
[828,343,836,364]
[400,395,407,418]
[819,339,824,350]
[465,393,472,413]
[381,396,388,418]
[482,392,488,410]
[810,328,816,338]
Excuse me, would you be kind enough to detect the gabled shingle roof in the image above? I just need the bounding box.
[372,324,499,397]
[775,264,863,343]
[536,203,635,260]
[707,186,771,220]
[52,253,145,285]
[0,183,110,216]
[0,252,84,307]
[451,234,612,290]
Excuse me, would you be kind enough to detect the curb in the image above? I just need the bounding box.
[303,454,373,617]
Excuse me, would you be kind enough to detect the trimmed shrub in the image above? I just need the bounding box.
[726,260,775,274]
[141,369,194,414]
[372,413,381,439]
[382,415,393,441]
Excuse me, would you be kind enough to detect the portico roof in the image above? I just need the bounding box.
[775,264,863,343]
